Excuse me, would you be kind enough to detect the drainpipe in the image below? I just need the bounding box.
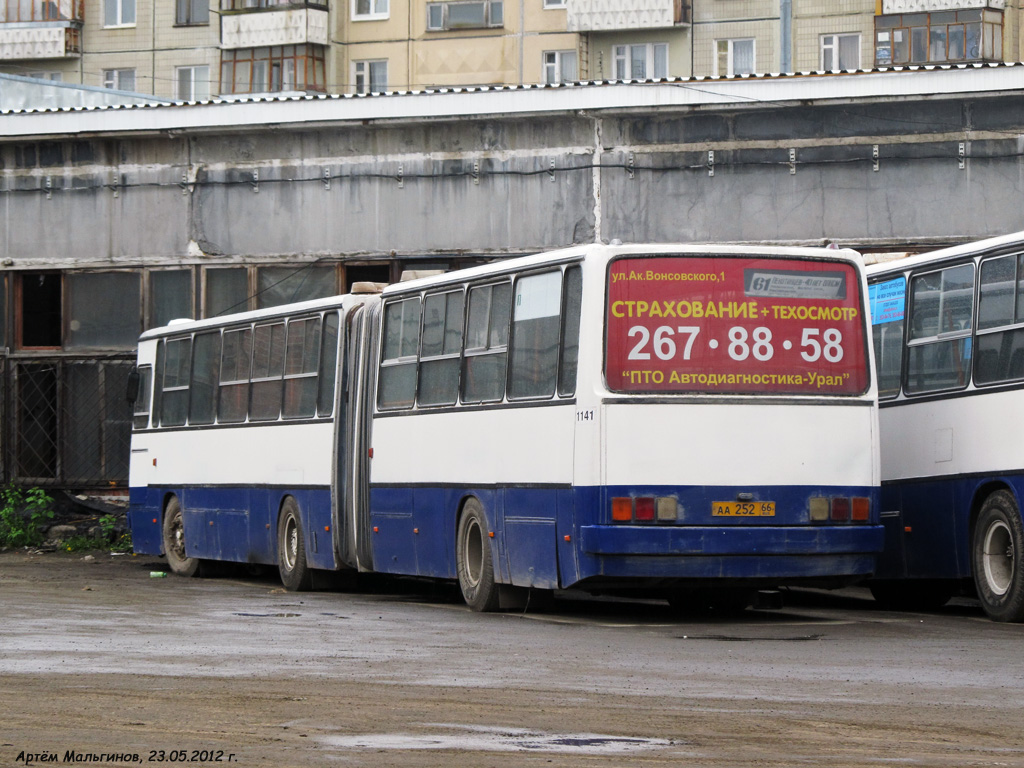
[779,0,792,74]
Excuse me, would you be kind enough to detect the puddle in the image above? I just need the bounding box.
[319,724,677,754]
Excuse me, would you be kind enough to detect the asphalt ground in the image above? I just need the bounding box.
[2,550,1022,768]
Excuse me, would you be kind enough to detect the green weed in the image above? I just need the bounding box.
[0,486,55,549]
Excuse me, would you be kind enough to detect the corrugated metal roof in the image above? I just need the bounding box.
[3,62,1023,139]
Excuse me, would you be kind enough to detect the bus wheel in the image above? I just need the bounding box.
[162,496,201,577]
[456,498,499,612]
[277,498,312,592]
[972,491,1024,623]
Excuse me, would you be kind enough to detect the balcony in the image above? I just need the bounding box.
[566,0,689,32]
[220,0,328,49]
[0,0,82,60]
[881,0,1003,10]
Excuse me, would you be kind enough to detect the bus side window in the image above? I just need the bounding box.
[508,271,561,400]
[378,298,421,410]
[976,253,1024,385]
[250,322,286,422]
[906,264,974,394]
[283,315,321,419]
[869,276,905,399]
[189,330,221,425]
[418,290,464,407]
[132,365,153,430]
[558,266,582,397]
[219,327,253,423]
[462,282,511,404]
[160,337,192,427]
[317,312,339,416]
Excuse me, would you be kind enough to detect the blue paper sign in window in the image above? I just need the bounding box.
[869,277,906,325]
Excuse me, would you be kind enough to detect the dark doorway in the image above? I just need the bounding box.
[345,264,391,292]
[19,273,62,348]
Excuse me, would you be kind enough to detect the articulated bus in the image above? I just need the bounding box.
[128,243,883,611]
[867,232,1024,622]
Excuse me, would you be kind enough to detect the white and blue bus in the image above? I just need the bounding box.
[867,232,1024,622]
[128,243,883,610]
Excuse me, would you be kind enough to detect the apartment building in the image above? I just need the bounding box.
[0,0,1016,99]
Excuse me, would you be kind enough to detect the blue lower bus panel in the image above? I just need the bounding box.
[369,483,884,590]
[129,485,334,568]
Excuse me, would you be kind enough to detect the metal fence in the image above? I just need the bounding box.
[1,355,134,489]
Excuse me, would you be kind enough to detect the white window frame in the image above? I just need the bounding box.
[103,0,135,27]
[102,68,136,91]
[715,38,755,77]
[353,59,388,94]
[821,33,860,72]
[176,65,210,101]
[612,43,668,80]
[543,50,577,84]
[351,0,387,20]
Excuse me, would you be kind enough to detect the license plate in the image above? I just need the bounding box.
[712,501,775,517]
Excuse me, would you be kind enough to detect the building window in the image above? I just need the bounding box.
[353,60,388,94]
[875,10,1002,66]
[67,272,142,349]
[715,39,754,77]
[543,50,577,83]
[220,45,326,94]
[1,0,79,22]
[150,270,194,328]
[103,0,135,26]
[426,0,503,31]
[256,265,336,309]
[176,0,208,24]
[613,43,668,80]
[176,65,211,100]
[24,72,64,82]
[103,69,136,91]
[542,0,565,7]
[205,268,249,317]
[352,0,387,19]
[821,33,860,72]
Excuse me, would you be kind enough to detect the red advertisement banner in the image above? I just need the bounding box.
[605,256,868,395]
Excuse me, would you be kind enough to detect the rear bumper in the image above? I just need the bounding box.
[580,524,885,556]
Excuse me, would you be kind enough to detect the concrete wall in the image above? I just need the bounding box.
[5,76,1024,272]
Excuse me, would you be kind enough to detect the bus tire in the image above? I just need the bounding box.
[972,490,1024,623]
[456,498,499,612]
[277,498,312,592]
[162,496,201,577]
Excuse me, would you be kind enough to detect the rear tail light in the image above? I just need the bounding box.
[611,496,678,523]
[810,496,870,523]
[656,497,678,521]
[611,497,633,522]
[635,497,655,521]
[809,497,830,522]
[852,497,871,521]
[831,497,851,521]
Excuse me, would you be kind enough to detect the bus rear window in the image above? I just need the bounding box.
[605,256,868,395]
